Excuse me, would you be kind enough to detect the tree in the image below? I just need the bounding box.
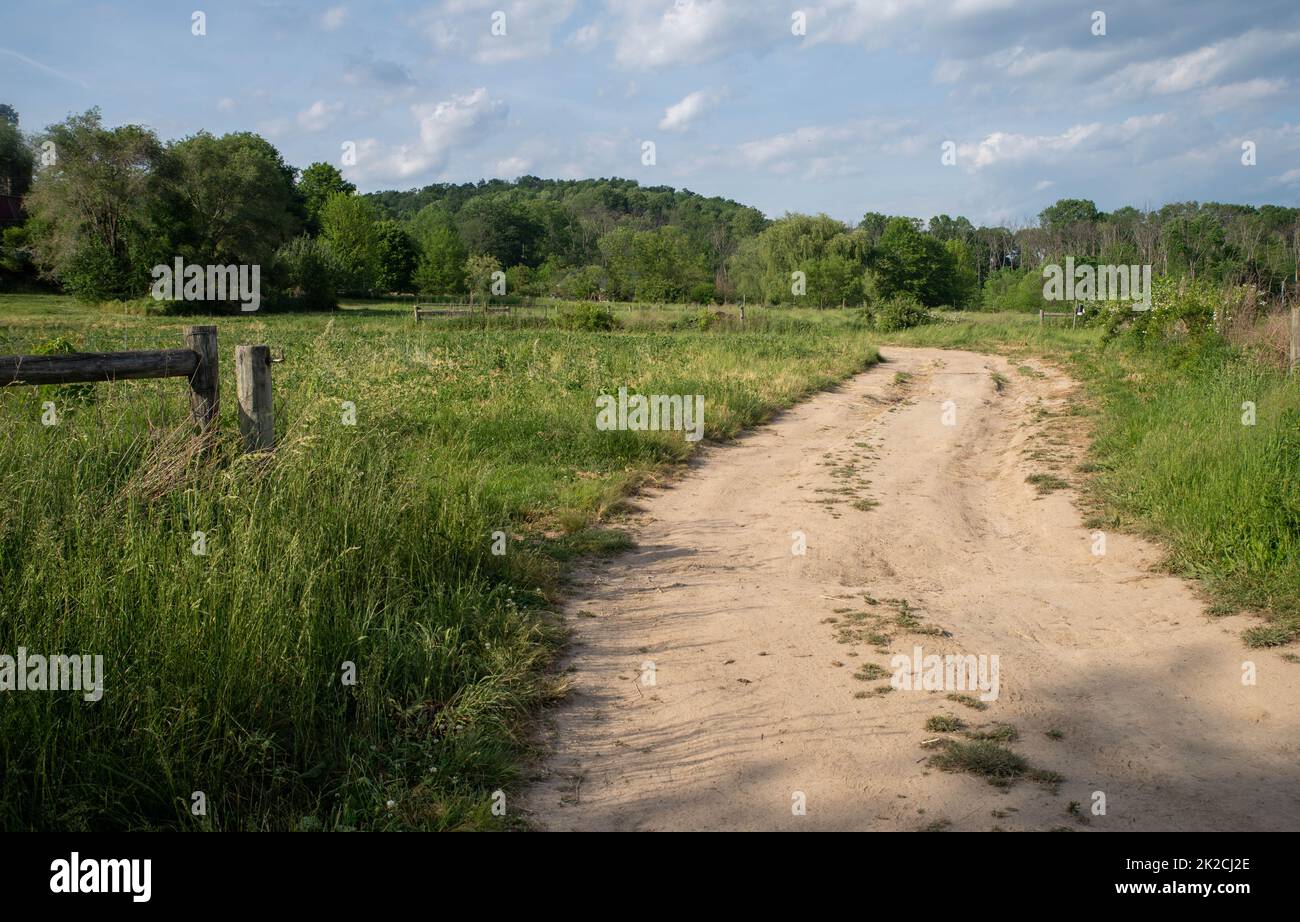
[871,217,956,306]
[373,220,418,292]
[409,205,466,295]
[456,194,542,268]
[25,109,169,300]
[805,254,864,307]
[167,131,302,270]
[597,226,638,300]
[0,107,33,199]
[319,191,379,292]
[858,212,890,245]
[464,253,501,304]
[726,213,865,304]
[298,162,355,234]
[1039,199,1101,230]
[943,238,980,308]
[927,214,975,243]
[555,264,602,299]
[631,225,704,302]
[272,234,337,310]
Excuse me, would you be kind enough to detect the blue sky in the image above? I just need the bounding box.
[3,0,1300,226]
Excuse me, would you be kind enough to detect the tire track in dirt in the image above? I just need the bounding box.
[521,347,1300,831]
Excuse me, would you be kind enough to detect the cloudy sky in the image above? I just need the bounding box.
[3,0,1299,225]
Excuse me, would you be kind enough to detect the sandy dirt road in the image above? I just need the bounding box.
[521,347,1300,831]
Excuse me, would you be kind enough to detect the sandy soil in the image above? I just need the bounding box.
[521,346,1300,831]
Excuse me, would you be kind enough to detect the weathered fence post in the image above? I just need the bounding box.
[235,344,274,451]
[184,325,218,430]
[1290,304,1299,377]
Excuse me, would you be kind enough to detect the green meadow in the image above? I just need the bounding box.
[0,294,878,830]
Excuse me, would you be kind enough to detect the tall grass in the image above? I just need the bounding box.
[0,295,878,830]
[1080,337,1300,641]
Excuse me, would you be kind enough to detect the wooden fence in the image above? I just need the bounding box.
[1038,307,1082,328]
[413,302,512,321]
[0,325,276,451]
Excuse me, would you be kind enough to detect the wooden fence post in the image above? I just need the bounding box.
[235,344,274,451]
[1290,304,1299,377]
[184,325,218,431]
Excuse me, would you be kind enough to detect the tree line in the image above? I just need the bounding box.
[2,107,1298,311]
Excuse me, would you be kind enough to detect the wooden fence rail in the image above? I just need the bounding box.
[0,325,275,448]
[1,325,219,430]
[0,348,200,385]
[413,302,512,321]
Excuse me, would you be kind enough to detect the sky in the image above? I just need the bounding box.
[2,0,1300,227]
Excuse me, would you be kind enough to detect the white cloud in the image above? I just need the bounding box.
[1200,78,1288,114]
[320,6,347,31]
[957,114,1170,171]
[493,155,533,176]
[345,88,508,183]
[677,117,918,181]
[419,0,578,63]
[568,23,600,49]
[658,90,722,132]
[613,0,755,69]
[1096,30,1300,103]
[216,97,235,112]
[297,100,344,132]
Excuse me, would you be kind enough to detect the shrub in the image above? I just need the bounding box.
[981,267,1048,312]
[61,240,141,302]
[270,235,338,312]
[556,301,618,331]
[872,294,931,332]
[672,307,718,331]
[1102,276,1218,345]
[689,282,718,304]
[555,265,603,300]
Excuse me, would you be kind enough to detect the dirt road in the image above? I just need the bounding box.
[522,347,1300,831]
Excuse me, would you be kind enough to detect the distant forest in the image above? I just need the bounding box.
[2,107,1299,310]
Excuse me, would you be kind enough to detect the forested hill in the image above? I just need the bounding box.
[363,176,767,283]
[4,107,1299,310]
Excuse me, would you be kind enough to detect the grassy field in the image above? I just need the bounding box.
[0,294,879,830]
[2,296,1295,830]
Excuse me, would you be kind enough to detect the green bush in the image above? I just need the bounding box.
[689,282,718,304]
[61,240,143,302]
[556,301,618,331]
[981,267,1048,312]
[672,307,718,331]
[1102,276,1217,344]
[270,235,339,312]
[872,294,931,332]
